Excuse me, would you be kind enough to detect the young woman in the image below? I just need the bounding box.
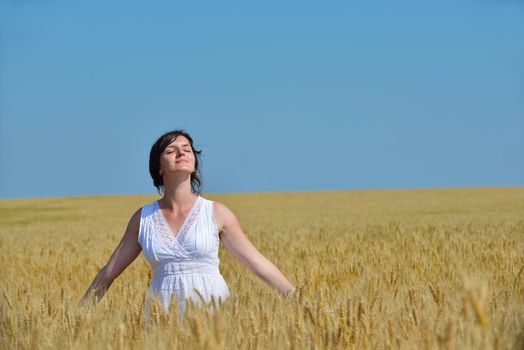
[80,129,296,321]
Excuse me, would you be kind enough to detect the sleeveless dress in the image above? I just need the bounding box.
[138,195,230,322]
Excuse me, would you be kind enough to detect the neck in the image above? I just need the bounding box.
[160,174,198,210]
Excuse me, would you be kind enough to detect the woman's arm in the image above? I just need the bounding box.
[213,202,296,296]
[79,208,142,306]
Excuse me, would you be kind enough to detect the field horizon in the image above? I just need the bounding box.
[0,184,521,201]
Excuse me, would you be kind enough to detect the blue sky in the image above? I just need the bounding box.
[1,0,523,198]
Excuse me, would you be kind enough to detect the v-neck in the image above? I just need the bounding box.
[155,196,201,241]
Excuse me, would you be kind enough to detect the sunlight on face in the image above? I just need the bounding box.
[160,136,195,175]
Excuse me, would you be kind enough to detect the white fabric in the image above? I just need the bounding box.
[138,195,230,322]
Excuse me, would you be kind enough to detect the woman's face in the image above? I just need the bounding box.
[159,135,196,177]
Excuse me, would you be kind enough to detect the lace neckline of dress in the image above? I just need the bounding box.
[153,196,203,249]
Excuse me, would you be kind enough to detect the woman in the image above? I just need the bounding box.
[80,129,296,321]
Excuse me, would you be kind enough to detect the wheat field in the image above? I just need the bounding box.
[0,187,523,349]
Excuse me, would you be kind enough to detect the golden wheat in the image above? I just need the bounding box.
[0,187,523,349]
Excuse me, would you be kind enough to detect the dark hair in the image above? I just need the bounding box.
[149,129,203,195]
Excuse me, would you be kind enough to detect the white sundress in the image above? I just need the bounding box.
[138,195,230,323]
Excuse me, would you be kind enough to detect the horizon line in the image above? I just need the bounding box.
[0,184,522,201]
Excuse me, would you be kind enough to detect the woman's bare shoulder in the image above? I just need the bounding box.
[126,207,143,233]
[212,201,240,232]
[212,201,235,218]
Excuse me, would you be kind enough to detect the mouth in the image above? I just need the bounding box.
[176,160,189,164]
